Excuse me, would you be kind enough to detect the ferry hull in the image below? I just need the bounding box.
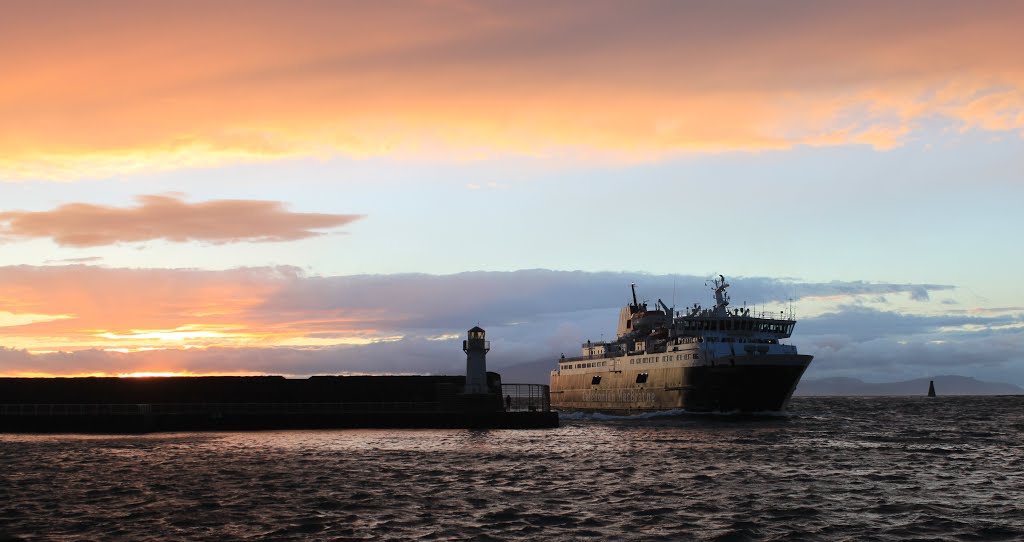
[550,355,812,413]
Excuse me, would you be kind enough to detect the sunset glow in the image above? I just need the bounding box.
[115,371,252,378]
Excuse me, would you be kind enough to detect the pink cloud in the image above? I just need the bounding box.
[3,2,1024,178]
[0,194,363,246]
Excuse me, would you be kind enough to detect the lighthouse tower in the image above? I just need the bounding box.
[462,326,490,394]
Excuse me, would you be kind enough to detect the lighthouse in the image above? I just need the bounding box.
[462,326,490,394]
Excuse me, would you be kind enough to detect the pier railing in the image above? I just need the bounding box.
[501,384,550,412]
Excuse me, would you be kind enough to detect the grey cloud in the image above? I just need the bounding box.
[798,306,1021,342]
[801,331,1024,384]
[798,307,1024,384]
[255,271,952,331]
[909,286,930,301]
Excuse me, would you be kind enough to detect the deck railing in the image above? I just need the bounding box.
[501,384,550,412]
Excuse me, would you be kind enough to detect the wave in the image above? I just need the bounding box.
[556,408,791,421]
[557,408,689,421]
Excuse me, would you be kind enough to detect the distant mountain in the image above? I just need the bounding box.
[795,375,1023,396]
[494,358,551,384]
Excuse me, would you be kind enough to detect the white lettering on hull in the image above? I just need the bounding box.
[583,389,657,404]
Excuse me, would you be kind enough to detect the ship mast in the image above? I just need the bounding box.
[712,274,730,316]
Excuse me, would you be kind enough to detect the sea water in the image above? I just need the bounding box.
[2,396,1022,541]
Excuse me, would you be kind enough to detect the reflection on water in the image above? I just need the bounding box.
[2,396,1023,540]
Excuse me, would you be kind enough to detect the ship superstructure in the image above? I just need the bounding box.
[550,276,812,412]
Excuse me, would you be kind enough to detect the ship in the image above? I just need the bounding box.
[550,275,813,413]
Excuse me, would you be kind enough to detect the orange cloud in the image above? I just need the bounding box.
[0,265,393,354]
[0,194,362,246]
[2,1,1024,179]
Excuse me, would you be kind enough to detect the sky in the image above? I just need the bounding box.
[1,0,1022,385]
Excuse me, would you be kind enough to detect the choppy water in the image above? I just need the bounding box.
[2,396,1023,541]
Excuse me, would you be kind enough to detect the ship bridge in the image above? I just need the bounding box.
[676,275,797,339]
[675,315,795,338]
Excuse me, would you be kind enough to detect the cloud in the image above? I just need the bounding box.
[797,305,1024,384]
[43,256,103,264]
[801,331,1024,384]
[1,265,993,381]
[256,271,954,330]
[799,305,1023,342]
[3,305,1022,384]
[0,194,362,246]
[0,341,466,378]
[3,1,1024,178]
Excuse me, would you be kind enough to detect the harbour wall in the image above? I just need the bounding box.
[0,374,558,432]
